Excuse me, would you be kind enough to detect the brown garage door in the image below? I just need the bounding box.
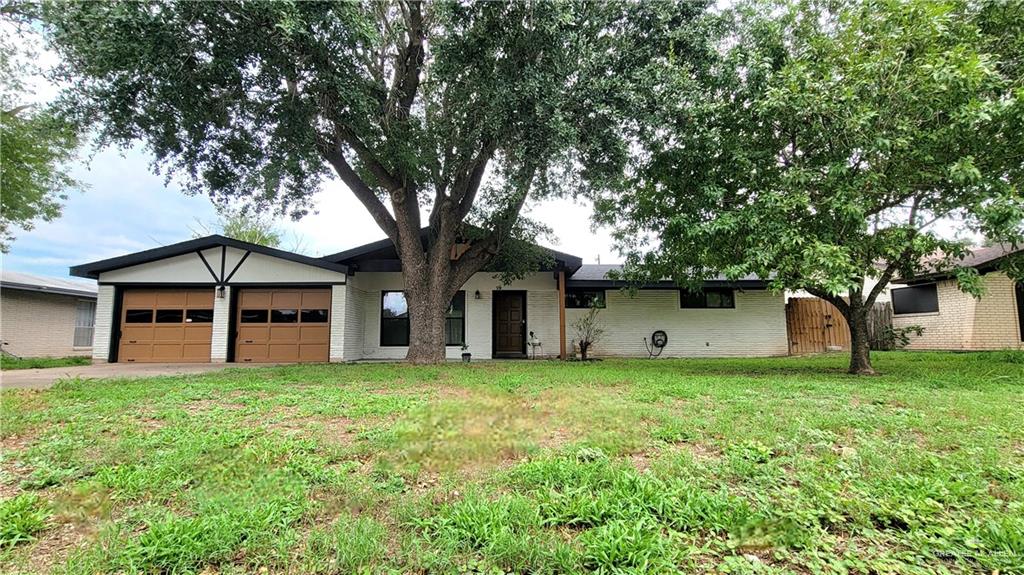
[235,289,331,363]
[119,289,214,362]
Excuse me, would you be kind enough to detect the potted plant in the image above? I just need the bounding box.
[461,343,471,363]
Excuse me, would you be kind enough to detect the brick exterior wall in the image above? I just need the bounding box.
[565,289,789,358]
[91,285,115,362]
[211,286,231,362]
[329,284,347,362]
[1,289,94,358]
[893,272,1023,350]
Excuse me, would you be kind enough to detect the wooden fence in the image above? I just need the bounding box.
[786,297,896,355]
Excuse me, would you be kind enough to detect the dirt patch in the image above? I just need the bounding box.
[184,399,246,414]
[317,416,358,445]
[672,441,721,461]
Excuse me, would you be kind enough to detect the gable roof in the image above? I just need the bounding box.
[70,235,348,279]
[897,244,1022,284]
[325,229,583,274]
[567,264,770,289]
[1,270,98,298]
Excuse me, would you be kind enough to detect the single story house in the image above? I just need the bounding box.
[1,270,98,358]
[892,245,1023,351]
[69,234,789,363]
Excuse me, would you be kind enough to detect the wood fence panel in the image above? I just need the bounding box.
[786,297,851,355]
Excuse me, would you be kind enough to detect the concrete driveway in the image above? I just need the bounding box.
[1,363,270,391]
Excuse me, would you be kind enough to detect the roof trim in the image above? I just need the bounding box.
[325,229,583,273]
[70,235,348,279]
[566,279,771,290]
[0,281,98,298]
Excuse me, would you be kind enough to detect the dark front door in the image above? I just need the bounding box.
[493,291,526,357]
[1016,282,1024,342]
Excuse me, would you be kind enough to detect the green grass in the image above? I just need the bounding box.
[0,356,90,370]
[0,352,1022,574]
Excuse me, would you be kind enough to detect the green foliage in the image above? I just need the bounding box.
[0,13,81,252]
[591,0,1024,347]
[0,355,90,370]
[0,494,51,548]
[190,206,283,248]
[1,353,1022,573]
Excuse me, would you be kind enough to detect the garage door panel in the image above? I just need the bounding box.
[119,289,212,363]
[271,292,301,308]
[299,344,328,361]
[124,292,156,308]
[154,325,185,340]
[269,325,300,341]
[121,326,154,343]
[240,291,271,308]
[268,344,300,360]
[155,292,188,307]
[236,344,266,362]
[299,325,329,342]
[187,291,214,306]
[301,291,331,308]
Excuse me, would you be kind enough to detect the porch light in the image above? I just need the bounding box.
[474,290,481,300]
[217,285,226,299]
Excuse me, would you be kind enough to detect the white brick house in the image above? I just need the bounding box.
[1,271,98,358]
[892,245,1024,351]
[69,234,789,364]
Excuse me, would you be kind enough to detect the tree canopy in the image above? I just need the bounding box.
[41,0,708,362]
[592,0,1024,373]
[0,3,81,253]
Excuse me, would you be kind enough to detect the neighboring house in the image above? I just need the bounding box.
[68,234,789,364]
[1,270,98,358]
[892,245,1023,351]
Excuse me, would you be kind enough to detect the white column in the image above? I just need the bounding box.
[211,286,231,363]
[91,285,115,363]
[329,284,347,362]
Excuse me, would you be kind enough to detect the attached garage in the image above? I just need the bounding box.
[119,289,214,362]
[69,235,349,364]
[235,288,331,362]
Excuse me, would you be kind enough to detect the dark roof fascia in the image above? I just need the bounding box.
[896,261,1008,285]
[328,230,583,275]
[566,279,771,290]
[0,282,98,299]
[70,235,348,279]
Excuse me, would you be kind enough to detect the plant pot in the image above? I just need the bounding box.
[461,352,472,363]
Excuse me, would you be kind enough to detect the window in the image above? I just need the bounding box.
[186,309,214,323]
[565,289,606,309]
[271,309,298,323]
[380,291,466,346]
[240,309,269,323]
[301,309,329,323]
[680,288,735,309]
[445,292,466,346]
[892,284,939,315]
[74,300,95,347]
[155,309,184,323]
[125,309,153,323]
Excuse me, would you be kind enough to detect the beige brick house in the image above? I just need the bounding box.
[892,245,1024,351]
[1,271,98,358]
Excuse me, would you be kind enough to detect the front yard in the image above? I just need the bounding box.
[1,352,1022,574]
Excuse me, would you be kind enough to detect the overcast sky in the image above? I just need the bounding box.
[4,143,620,279]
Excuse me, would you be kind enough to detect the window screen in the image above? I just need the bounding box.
[892,284,939,315]
[74,300,96,347]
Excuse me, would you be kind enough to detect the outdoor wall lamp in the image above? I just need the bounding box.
[474,290,481,300]
[217,285,226,299]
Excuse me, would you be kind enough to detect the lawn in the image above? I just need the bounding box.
[1,352,1022,574]
[0,357,91,371]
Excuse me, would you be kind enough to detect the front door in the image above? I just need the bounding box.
[493,291,526,357]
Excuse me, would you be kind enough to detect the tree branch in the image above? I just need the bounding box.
[317,135,399,242]
[385,0,425,121]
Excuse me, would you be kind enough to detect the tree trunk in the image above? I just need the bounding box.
[579,342,590,361]
[846,305,875,375]
[404,284,450,364]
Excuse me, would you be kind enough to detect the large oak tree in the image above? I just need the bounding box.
[592,0,1024,374]
[40,0,706,363]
